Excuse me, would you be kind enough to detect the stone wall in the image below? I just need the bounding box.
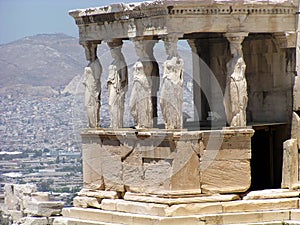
[80,128,254,196]
[244,34,294,124]
[281,29,299,188]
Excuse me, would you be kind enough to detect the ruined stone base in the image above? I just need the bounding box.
[80,128,254,194]
[53,189,300,225]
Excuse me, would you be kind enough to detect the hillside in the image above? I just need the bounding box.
[0,34,193,94]
[0,33,85,89]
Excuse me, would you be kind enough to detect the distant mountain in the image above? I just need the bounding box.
[0,33,196,128]
[0,33,86,90]
[0,33,194,99]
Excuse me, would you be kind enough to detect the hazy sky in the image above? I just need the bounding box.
[0,0,145,44]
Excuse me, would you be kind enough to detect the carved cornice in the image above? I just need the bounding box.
[70,2,296,26]
[70,1,298,42]
[168,5,296,16]
[73,8,168,26]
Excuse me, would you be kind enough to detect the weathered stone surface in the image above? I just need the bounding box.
[170,141,201,191]
[82,135,133,192]
[219,210,290,225]
[160,62,184,128]
[291,112,300,149]
[291,209,300,220]
[282,139,298,188]
[222,198,299,213]
[19,216,49,225]
[81,129,253,194]
[143,158,172,191]
[78,189,118,200]
[160,34,184,129]
[159,217,205,225]
[52,217,69,225]
[7,210,23,221]
[212,148,251,161]
[25,201,64,217]
[294,75,300,111]
[166,202,222,216]
[102,199,168,216]
[224,33,248,127]
[130,39,153,129]
[82,137,105,190]
[122,144,145,192]
[83,42,102,128]
[4,183,37,211]
[200,159,251,193]
[124,192,240,205]
[243,189,300,200]
[73,196,101,209]
[31,192,49,202]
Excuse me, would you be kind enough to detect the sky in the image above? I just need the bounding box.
[0,0,145,44]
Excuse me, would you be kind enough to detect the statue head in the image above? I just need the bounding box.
[133,39,148,60]
[145,40,158,59]
[163,34,179,59]
[108,40,123,60]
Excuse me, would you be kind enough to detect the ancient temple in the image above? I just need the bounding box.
[54,0,300,224]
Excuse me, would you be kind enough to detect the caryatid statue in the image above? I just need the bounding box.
[82,42,102,128]
[223,34,248,127]
[160,34,184,129]
[129,38,153,128]
[107,40,128,128]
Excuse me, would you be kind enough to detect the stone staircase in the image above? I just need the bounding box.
[53,189,300,225]
[54,208,300,225]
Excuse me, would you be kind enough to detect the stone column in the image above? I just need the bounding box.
[223,32,248,127]
[160,33,184,129]
[274,32,298,112]
[82,41,102,128]
[129,37,153,128]
[188,39,201,123]
[107,39,128,129]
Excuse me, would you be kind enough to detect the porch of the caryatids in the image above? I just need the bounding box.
[160,33,184,129]
[223,33,248,127]
[82,41,102,128]
[107,39,128,129]
[129,37,153,129]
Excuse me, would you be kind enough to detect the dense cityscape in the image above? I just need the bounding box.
[0,90,85,204]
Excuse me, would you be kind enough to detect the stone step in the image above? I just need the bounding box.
[285,221,300,225]
[53,217,123,225]
[56,207,300,225]
[61,207,208,225]
[200,210,291,225]
[229,222,294,225]
[100,197,299,217]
